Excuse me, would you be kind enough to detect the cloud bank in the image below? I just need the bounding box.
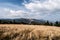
[24,0,60,21]
[0,0,60,21]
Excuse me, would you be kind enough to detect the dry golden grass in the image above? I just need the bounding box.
[0,24,60,40]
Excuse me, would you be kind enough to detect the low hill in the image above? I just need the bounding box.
[0,24,60,40]
[0,18,46,24]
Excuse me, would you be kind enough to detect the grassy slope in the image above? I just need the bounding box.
[0,24,60,40]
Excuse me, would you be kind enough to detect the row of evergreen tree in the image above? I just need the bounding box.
[44,21,60,27]
[0,19,60,27]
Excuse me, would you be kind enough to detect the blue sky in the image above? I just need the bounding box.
[0,0,24,5]
[0,0,60,21]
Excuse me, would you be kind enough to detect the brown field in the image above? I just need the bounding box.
[0,24,60,40]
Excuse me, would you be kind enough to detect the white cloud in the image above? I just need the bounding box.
[24,0,59,11]
[0,3,29,18]
[23,0,60,21]
[0,0,60,21]
[0,8,27,18]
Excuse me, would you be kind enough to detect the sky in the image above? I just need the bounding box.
[0,0,60,21]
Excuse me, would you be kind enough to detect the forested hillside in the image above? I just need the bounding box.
[0,18,60,27]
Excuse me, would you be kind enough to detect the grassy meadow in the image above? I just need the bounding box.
[0,24,60,40]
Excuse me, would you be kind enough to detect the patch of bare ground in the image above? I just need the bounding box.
[0,24,60,40]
